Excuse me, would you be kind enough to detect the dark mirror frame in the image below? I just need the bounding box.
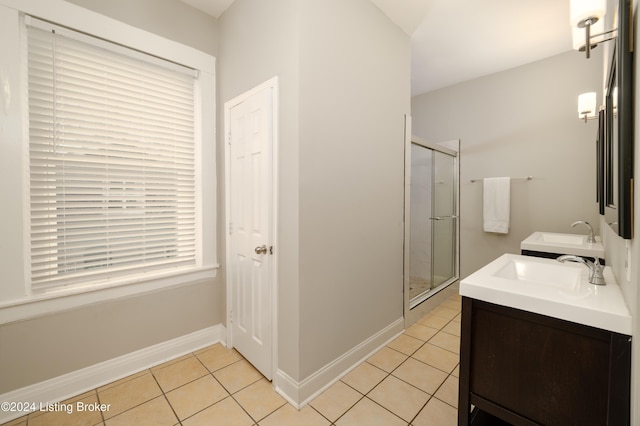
[598,108,605,216]
[603,0,633,239]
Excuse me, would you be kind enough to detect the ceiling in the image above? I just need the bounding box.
[181,0,574,96]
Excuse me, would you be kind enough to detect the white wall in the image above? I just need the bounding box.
[412,50,603,278]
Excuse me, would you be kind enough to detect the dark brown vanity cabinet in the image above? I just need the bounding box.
[520,249,605,265]
[459,297,631,425]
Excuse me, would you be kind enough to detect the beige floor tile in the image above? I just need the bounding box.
[387,334,424,355]
[213,359,263,394]
[335,397,406,426]
[412,397,457,426]
[392,357,448,395]
[412,343,459,374]
[309,381,362,422]
[98,372,162,419]
[368,375,429,422]
[430,306,459,321]
[434,375,459,408]
[28,393,103,426]
[97,370,149,393]
[340,362,387,394]
[442,320,461,337]
[105,396,177,426]
[429,331,460,354]
[451,364,460,378]
[416,313,449,330]
[1,416,27,426]
[440,298,462,312]
[258,404,330,426]
[28,391,97,420]
[165,374,229,420]
[404,323,438,341]
[195,344,243,373]
[182,397,253,426]
[367,347,408,373]
[234,378,287,422]
[150,353,193,371]
[151,355,209,392]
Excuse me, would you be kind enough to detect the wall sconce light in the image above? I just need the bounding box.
[572,19,605,52]
[578,92,598,122]
[570,0,612,58]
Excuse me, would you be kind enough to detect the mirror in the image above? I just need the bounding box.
[603,48,618,228]
[602,0,633,239]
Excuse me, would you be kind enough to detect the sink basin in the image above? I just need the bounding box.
[460,254,631,334]
[520,231,604,259]
[537,233,586,245]
[494,257,581,290]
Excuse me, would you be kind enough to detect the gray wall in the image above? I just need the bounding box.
[218,0,302,379]
[412,49,603,278]
[66,0,219,56]
[0,0,224,394]
[297,0,409,379]
[0,280,221,393]
[219,0,409,383]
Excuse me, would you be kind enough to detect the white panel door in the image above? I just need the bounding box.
[228,84,273,379]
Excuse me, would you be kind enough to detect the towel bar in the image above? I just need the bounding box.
[470,176,533,183]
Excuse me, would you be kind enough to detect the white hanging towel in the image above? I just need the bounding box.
[483,177,510,234]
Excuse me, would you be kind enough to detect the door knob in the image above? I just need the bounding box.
[255,245,268,255]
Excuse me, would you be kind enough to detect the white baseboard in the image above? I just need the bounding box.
[0,324,225,424]
[273,317,404,408]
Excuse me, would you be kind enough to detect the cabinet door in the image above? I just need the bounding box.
[460,298,631,425]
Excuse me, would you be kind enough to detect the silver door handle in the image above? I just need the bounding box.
[430,215,458,220]
[255,245,268,255]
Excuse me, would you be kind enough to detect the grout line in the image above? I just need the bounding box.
[149,371,180,425]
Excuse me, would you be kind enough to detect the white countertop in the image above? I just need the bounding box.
[520,231,605,259]
[460,254,632,335]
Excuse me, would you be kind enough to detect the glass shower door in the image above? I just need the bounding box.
[408,142,458,308]
[431,151,457,289]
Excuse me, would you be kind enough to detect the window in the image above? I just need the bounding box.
[26,18,199,291]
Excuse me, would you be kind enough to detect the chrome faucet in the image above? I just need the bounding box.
[557,255,606,285]
[571,220,596,243]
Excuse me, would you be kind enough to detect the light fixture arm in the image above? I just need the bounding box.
[578,16,599,58]
[579,27,618,55]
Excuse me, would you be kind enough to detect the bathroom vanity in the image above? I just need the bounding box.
[459,254,632,425]
[520,231,605,264]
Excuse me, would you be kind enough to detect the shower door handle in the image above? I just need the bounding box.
[429,215,458,221]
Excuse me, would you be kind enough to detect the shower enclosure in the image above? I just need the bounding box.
[404,137,459,324]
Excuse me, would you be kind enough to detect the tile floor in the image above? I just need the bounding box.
[2,294,461,426]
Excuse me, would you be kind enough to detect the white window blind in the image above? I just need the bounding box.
[27,18,198,290]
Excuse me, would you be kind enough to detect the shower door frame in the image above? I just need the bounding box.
[403,135,460,327]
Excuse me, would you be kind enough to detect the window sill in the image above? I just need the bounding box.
[0,265,220,325]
